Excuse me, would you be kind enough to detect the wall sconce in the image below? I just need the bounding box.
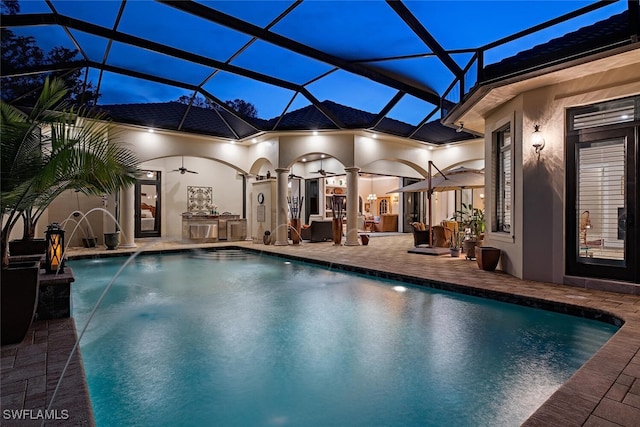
[45,223,65,274]
[532,125,545,155]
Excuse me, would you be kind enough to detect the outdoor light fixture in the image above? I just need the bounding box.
[146,171,154,178]
[45,223,65,274]
[532,124,545,155]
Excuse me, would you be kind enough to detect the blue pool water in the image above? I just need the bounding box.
[70,250,617,427]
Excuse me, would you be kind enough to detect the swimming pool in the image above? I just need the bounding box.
[70,250,617,426]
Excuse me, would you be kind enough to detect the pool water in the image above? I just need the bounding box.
[70,251,617,427]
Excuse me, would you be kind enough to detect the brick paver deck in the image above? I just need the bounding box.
[2,234,639,426]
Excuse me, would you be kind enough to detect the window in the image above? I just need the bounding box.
[494,125,511,233]
[379,198,389,215]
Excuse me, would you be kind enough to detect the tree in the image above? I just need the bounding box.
[1,77,140,267]
[1,0,99,106]
[225,98,258,118]
[175,94,258,118]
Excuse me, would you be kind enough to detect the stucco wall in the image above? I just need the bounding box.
[483,61,640,283]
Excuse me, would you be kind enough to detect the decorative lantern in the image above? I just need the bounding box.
[45,223,65,274]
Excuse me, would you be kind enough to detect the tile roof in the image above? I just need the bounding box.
[483,10,637,81]
[98,100,476,145]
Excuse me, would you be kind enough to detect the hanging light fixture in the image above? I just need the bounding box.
[45,223,65,274]
[367,177,377,202]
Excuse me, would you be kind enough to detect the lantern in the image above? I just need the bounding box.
[45,223,65,274]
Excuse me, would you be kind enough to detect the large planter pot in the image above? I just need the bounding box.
[463,239,483,260]
[332,218,342,245]
[82,237,98,248]
[9,239,47,256]
[104,232,120,250]
[449,247,461,257]
[290,219,301,245]
[1,261,40,345]
[476,246,501,271]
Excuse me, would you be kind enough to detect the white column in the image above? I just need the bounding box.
[274,168,290,246]
[344,167,360,246]
[119,185,137,248]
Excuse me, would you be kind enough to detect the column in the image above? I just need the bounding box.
[344,167,360,246]
[118,185,137,248]
[274,168,290,246]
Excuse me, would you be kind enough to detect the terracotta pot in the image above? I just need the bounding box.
[1,261,40,345]
[332,218,342,245]
[476,246,501,271]
[463,239,482,260]
[291,219,301,245]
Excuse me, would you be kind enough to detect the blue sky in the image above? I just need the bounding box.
[10,0,627,123]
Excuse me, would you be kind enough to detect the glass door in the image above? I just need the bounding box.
[135,171,161,238]
[567,126,637,282]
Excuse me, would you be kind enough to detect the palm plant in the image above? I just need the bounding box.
[1,77,140,267]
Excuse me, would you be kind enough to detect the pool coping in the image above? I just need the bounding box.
[3,236,639,426]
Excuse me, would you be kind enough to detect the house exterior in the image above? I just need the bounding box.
[444,7,640,290]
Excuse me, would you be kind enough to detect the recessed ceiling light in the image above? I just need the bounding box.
[301,158,307,162]
[252,138,257,143]
[313,131,318,136]
[429,146,434,150]
[148,128,154,133]
[320,154,326,158]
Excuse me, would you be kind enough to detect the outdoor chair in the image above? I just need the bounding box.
[410,222,431,247]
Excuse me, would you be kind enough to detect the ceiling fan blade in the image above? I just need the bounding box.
[187,170,198,174]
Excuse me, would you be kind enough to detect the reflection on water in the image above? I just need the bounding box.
[71,252,617,427]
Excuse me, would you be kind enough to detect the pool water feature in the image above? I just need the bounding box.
[70,251,617,426]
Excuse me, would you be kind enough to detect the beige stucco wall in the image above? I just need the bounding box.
[483,60,640,283]
[41,121,485,243]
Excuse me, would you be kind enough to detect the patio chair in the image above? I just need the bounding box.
[410,222,431,247]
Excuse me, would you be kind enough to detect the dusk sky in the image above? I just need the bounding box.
[10,1,627,124]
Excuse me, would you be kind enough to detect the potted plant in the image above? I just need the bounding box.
[453,203,485,260]
[1,77,140,268]
[1,78,139,344]
[449,231,463,257]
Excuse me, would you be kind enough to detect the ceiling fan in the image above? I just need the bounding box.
[288,165,304,180]
[172,156,198,174]
[312,157,335,177]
